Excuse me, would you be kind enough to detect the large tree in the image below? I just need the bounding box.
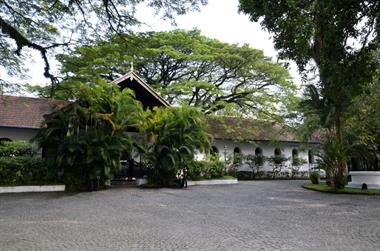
[0,0,207,89]
[55,29,298,120]
[239,0,380,187]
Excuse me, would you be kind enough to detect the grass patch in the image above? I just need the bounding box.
[303,183,380,195]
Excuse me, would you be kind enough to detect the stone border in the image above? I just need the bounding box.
[187,178,238,186]
[0,185,65,194]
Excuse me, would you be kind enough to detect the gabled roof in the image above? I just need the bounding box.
[0,96,67,129]
[112,71,170,108]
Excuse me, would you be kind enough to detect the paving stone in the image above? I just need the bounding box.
[0,181,379,250]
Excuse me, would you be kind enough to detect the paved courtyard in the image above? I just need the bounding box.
[0,181,379,251]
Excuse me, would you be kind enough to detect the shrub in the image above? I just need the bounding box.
[0,140,36,157]
[309,171,320,184]
[205,158,224,179]
[0,156,59,185]
[187,157,225,180]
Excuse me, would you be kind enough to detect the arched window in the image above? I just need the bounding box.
[233,147,242,163]
[274,148,281,156]
[255,147,263,156]
[211,146,219,156]
[292,149,299,160]
[308,150,314,164]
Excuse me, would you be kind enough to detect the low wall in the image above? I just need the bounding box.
[0,185,65,194]
[348,171,380,189]
[188,178,238,186]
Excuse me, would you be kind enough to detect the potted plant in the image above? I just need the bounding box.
[309,171,320,184]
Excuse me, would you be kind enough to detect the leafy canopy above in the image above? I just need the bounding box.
[0,0,207,88]
[56,29,299,120]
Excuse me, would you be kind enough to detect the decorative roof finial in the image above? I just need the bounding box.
[131,60,134,72]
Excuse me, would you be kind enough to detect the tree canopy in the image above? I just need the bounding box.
[0,0,207,88]
[55,29,298,120]
[239,0,380,187]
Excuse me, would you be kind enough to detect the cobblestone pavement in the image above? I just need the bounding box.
[0,181,379,251]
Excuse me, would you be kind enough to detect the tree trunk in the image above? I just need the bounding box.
[334,98,346,189]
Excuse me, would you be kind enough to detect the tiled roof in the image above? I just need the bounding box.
[205,116,319,143]
[0,96,319,143]
[0,95,68,129]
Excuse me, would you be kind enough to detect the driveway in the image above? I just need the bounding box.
[0,181,379,250]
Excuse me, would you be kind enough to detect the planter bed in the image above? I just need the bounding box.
[0,185,65,194]
[303,183,380,195]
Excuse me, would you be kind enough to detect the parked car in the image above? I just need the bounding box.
[309,168,326,179]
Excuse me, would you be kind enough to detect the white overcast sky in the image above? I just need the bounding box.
[5,0,302,87]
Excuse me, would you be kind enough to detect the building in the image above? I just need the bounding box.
[205,117,319,177]
[1,71,318,177]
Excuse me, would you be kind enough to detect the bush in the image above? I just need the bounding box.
[187,157,225,180]
[0,140,36,157]
[0,156,60,185]
[309,171,320,184]
[0,140,59,186]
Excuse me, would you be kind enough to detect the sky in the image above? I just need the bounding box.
[4,0,302,87]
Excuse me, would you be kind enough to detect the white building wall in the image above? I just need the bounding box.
[210,139,317,175]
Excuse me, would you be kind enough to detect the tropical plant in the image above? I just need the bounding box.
[142,106,210,186]
[316,140,348,189]
[34,80,145,190]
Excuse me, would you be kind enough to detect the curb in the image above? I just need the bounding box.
[187,179,238,186]
[0,185,65,194]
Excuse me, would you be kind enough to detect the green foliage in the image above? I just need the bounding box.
[0,157,59,186]
[292,156,307,167]
[243,154,267,179]
[0,140,36,157]
[239,0,380,185]
[245,154,266,166]
[268,155,289,179]
[309,171,320,185]
[187,157,225,180]
[0,141,59,185]
[268,155,288,165]
[34,80,145,190]
[1,0,206,90]
[143,106,211,185]
[316,139,349,188]
[56,29,298,120]
[346,73,380,171]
